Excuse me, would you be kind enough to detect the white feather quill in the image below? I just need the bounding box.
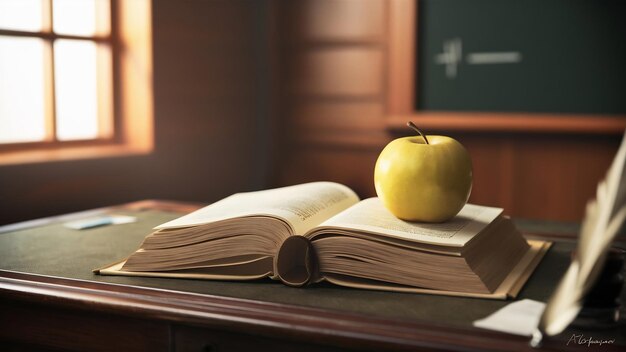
[535,130,626,339]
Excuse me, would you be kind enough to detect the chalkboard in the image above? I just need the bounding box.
[416,0,626,114]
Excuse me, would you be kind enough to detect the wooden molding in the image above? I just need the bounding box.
[387,113,626,134]
[288,132,390,150]
[386,0,415,115]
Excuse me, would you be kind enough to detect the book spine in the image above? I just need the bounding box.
[275,236,319,287]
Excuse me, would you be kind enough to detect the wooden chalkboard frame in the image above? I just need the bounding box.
[385,0,626,133]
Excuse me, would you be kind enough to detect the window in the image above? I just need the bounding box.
[0,0,153,164]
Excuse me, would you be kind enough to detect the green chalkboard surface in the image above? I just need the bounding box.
[417,0,626,114]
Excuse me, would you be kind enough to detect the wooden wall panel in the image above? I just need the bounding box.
[457,137,515,212]
[287,48,383,97]
[155,0,259,48]
[511,135,620,220]
[455,134,620,220]
[275,0,389,199]
[284,102,389,148]
[271,0,395,202]
[278,147,379,199]
[151,0,271,201]
[288,102,385,132]
[281,0,385,42]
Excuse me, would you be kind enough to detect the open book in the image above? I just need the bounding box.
[96,182,550,299]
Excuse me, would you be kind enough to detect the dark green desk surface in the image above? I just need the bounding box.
[1,208,624,345]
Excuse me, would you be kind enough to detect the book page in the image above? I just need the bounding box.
[311,198,503,247]
[154,182,360,235]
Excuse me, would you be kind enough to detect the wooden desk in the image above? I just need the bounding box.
[0,201,624,351]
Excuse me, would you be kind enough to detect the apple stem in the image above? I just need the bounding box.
[407,121,429,145]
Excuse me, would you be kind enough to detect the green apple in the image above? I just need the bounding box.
[374,122,473,222]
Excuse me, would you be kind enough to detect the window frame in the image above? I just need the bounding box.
[0,0,153,165]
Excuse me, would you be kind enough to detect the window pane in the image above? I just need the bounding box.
[53,0,110,36]
[0,36,46,144]
[54,39,98,141]
[0,0,44,32]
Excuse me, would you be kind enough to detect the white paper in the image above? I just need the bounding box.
[473,299,546,336]
[64,215,137,230]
